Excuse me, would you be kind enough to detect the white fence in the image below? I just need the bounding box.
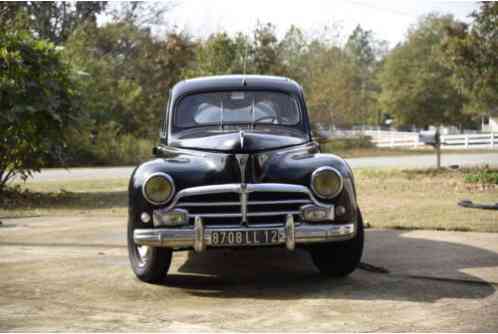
[370,132,498,149]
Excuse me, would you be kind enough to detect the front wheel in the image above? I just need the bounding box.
[310,209,364,277]
[127,216,172,283]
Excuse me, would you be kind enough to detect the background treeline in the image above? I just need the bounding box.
[0,2,497,185]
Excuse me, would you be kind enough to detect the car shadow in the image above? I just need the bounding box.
[163,229,498,303]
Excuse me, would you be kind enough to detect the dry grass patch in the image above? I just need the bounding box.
[356,168,498,232]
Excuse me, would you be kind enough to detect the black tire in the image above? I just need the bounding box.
[127,216,172,283]
[310,209,364,277]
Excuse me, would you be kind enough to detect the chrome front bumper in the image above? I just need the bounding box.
[134,214,356,252]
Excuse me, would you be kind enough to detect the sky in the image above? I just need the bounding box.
[164,0,479,47]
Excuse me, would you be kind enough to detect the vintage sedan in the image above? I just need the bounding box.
[128,75,364,283]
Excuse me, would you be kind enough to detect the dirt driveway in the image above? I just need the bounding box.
[1,216,498,332]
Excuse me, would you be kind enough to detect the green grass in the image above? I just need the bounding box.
[463,168,498,185]
[1,179,128,218]
[1,167,497,232]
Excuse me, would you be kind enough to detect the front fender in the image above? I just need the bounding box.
[128,150,240,218]
[259,148,358,222]
[261,150,355,190]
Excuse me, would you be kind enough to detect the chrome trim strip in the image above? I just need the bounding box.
[134,222,356,250]
[240,184,248,224]
[163,183,332,211]
[196,223,285,229]
[236,154,250,225]
[249,199,312,205]
[176,199,312,207]
[177,201,241,207]
[191,210,301,218]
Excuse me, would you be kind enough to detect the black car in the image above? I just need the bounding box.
[128,75,364,283]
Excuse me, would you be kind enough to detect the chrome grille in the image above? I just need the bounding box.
[170,184,316,226]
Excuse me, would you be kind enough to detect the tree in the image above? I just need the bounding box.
[279,25,308,83]
[0,31,80,191]
[0,2,107,44]
[345,25,375,69]
[304,42,358,127]
[378,14,468,128]
[185,32,246,77]
[442,2,498,113]
[345,25,380,124]
[107,1,174,27]
[65,23,196,139]
[253,22,287,75]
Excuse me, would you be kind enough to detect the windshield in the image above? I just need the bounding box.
[174,91,301,129]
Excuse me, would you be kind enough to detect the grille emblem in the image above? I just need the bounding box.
[235,154,249,184]
[236,154,249,225]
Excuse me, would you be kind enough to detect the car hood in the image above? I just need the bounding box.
[169,130,308,153]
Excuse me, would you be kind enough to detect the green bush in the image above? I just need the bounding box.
[0,31,79,191]
[61,123,153,166]
[464,168,498,185]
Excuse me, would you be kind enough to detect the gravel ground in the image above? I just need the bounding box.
[1,216,498,332]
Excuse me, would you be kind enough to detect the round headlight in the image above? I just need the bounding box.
[311,167,343,199]
[143,173,174,205]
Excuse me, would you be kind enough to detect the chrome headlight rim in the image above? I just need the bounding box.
[311,166,344,200]
[142,172,175,205]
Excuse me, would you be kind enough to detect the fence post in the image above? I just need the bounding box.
[465,135,469,148]
[492,133,495,149]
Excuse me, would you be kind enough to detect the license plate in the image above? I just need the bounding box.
[210,229,281,246]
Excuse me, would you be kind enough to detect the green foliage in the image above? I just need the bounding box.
[378,15,468,128]
[252,22,288,75]
[0,2,106,44]
[303,42,360,126]
[3,2,496,176]
[442,2,498,112]
[63,123,152,166]
[64,22,195,138]
[0,31,79,190]
[345,25,376,69]
[279,25,308,83]
[464,168,498,185]
[184,32,247,77]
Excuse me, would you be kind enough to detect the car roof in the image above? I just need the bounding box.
[170,75,303,100]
